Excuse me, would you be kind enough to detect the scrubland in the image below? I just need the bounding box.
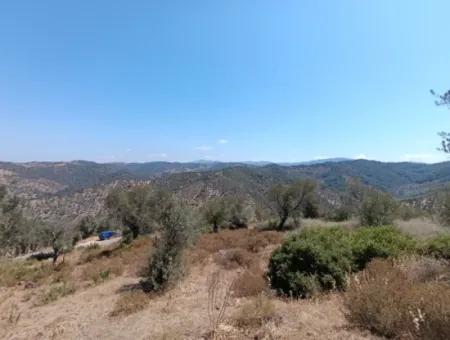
[0,221,448,340]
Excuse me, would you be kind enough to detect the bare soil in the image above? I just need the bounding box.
[0,230,380,340]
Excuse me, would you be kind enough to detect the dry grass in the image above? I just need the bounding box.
[78,235,153,285]
[0,260,54,287]
[213,248,256,270]
[193,229,283,263]
[80,258,124,285]
[4,303,21,326]
[110,290,150,318]
[395,217,446,238]
[233,294,278,329]
[207,271,235,337]
[232,267,267,298]
[301,218,359,230]
[37,281,77,306]
[343,258,450,339]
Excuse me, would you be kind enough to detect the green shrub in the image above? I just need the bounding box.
[268,228,353,298]
[420,234,450,259]
[268,226,416,298]
[351,226,416,270]
[326,206,352,222]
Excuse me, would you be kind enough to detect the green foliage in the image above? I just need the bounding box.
[437,187,450,227]
[202,197,229,233]
[267,179,317,231]
[395,203,422,221]
[359,189,397,226]
[106,185,173,239]
[420,234,450,260]
[326,206,352,222]
[0,185,55,257]
[268,226,416,298]
[76,216,99,239]
[302,198,319,219]
[226,197,253,229]
[202,196,252,232]
[268,228,353,298]
[141,198,193,293]
[351,226,416,270]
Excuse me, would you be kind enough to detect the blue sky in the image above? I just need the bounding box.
[0,1,449,163]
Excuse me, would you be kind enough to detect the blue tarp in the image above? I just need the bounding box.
[99,230,117,241]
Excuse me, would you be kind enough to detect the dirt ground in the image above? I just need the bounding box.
[0,231,380,340]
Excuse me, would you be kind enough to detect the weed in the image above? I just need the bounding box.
[233,294,277,329]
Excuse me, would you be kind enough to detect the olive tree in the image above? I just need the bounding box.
[359,189,398,227]
[226,197,253,229]
[268,179,317,231]
[0,186,35,256]
[106,185,172,239]
[141,197,193,293]
[202,197,228,233]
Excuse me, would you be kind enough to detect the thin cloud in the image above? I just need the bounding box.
[218,139,228,145]
[194,145,213,151]
[147,153,168,159]
[402,153,437,163]
[354,153,368,160]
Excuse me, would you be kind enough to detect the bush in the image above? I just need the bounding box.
[351,226,416,270]
[268,228,354,298]
[268,226,416,298]
[343,258,450,340]
[420,234,450,260]
[326,206,352,222]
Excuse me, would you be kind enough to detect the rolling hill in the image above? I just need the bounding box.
[1,159,450,224]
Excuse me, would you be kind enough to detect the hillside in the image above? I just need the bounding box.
[1,159,450,224]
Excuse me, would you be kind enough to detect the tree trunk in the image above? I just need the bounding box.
[277,214,288,231]
[213,222,219,233]
[131,226,139,239]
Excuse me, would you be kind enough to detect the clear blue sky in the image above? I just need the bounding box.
[1,1,449,163]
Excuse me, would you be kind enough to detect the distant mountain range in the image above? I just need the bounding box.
[1,159,449,224]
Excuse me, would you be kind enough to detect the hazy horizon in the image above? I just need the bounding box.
[1,156,449,165]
